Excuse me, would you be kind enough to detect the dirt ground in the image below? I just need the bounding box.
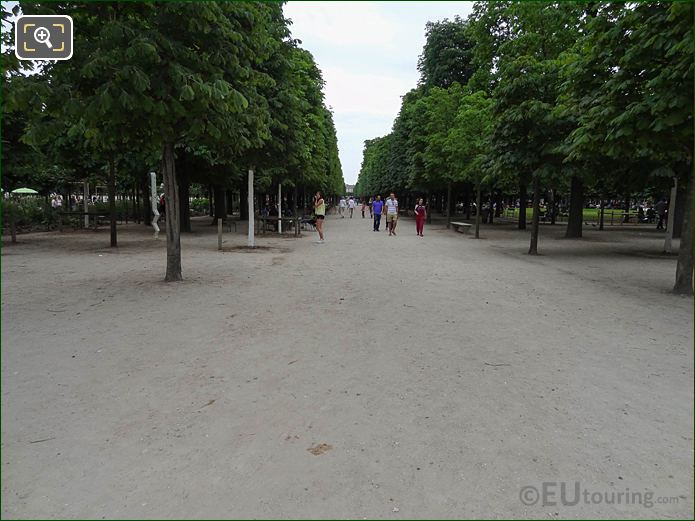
[1,214,692,519]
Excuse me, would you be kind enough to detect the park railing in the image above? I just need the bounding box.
[500,208,647,226]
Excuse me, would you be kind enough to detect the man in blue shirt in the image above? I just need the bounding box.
[372,195,384,231]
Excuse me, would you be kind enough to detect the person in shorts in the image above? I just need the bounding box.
[314,191,326,243]
[385,193,399,236]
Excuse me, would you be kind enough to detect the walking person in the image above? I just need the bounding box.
[368,197,373,218]
[361,199,368,218]
[314,191,326,243]
[655,197,667,230]
[372,195,384,231]
[348,196,356,218]
[338,197,347,218]
[385,192,399,236]
[415,198,426,236]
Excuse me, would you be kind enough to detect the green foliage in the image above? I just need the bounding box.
[446,91,494,186]
[355,135,395,196]
[488,2,584,189]
[562,2,693,181]
[357,0,691,209]
[2,198,55,229]
[8,2,342,196]
[190,198,210,215]
[418,17,476,89]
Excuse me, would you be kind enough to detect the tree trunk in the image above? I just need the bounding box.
[239,185,248,220]
[599,196,605,231]
[142,173,152,226]
[212,184,226,225]
[622,195,631,223]
[673,171,693,294]
[565,175,583,238]
[426,193,432,224]
[178,167,191,232]
[247,168,255,248]
[488,191,494,224]
[528,177,541,255]
[474,183,482,239]
[108,158,117,247]
[208,184,213,216]
[10,203,17,243]
[226,189,234,216]
[464,186,471,220]
[548,189,555,224]
[446,182,452,228]
[518,181,527,230]
[672,183,686,239]
[162,142,182,282]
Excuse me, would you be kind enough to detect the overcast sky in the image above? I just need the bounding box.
[284,1,474,185]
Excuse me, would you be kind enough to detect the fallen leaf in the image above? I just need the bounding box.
[307,443,332,456]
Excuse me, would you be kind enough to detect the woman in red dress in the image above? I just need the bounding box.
[414,198,426,236]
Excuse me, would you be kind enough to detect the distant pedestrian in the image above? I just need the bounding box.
[368,197,373,218]
[338,197,347,218]
[655,198,667,230]
[51,194,62,210]
[385,192,399,236]
[414,198,426,236]
[372,195,384,231]
[361,200,368,218]
[314,191,326,243]
[348,196,356,218]
[158,193,166,217]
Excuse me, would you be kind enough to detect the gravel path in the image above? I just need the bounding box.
[2,214,692,519]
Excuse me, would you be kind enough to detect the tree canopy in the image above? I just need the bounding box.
[354,1,693,292]
[4,1,344,281]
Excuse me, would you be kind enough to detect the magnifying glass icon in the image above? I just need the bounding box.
[34,26,53,49]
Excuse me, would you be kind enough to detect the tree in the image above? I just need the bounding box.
[418,17,476,89]
[563,2,693,292]
[29,2,281,280]
[445,91,494,238]
[488,2,583,248]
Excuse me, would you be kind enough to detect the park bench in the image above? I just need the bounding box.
[221,219,236,233]
[450,221,472,234]
[57,211,130,230]
[257,216,302,237]
[300,216,316,231]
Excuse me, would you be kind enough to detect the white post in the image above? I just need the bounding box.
[248,168,255,248]
[83,181,89,228]
[664,177,678,253]
[278,183,282,234]
[150,172,160,239]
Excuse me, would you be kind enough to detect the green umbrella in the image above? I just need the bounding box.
[11,187,39,194]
